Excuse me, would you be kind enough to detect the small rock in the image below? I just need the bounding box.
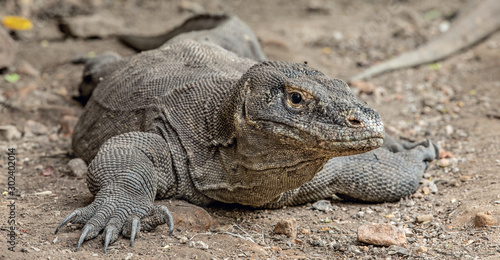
[124,252,134,260]
[474,212,497,228]
[178,1,205,14]
[428,181,438,194]
[60,115,79,137]
[445,125,454,135]
[312,200,333,211]
[169,201,215,231]
[40,165,55,176]
[332,31,343,41]
[300,228,310,235]
[60,14,125,38]
[439,20,450,33]
[416,214,433,223]
[438,158,450,167]
[24,120,49,137]
[309,238,327,247]
[68,158,87,178]
[388,245,408,255]
[421,186,430,195]
[190,240,209,250]
[403,228,414,237]
[273,218,297,238]
[459,175,473,182]
[416,246,427,253]
[0,125,22,141]
[357,223,406,247]
[178,236,189,244]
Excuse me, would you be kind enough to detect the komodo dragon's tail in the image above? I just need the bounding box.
[118,14,229,51]
[350,0,500,82]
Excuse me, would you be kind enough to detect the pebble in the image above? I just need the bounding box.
[403,228,414,237]
[124,253,134,260]
[357,223,406,247]
[416,214,433,223]
[178,236,189,244]
[67,158,87,178]
[309,238,327,247]
[474,212,497,227]
[312,200,333,212]
[0,125,22,141]
[388,245,408,255]
[274,218,297,238]
[24,120,49,137]
[428,181,438,194]
[438,159,450,167]
[168,201,215,231]
[445,125,454,135]
[416,246,428,253]
[190,240,209,250]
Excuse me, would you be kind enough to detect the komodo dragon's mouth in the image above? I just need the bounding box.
[253,119,384,155]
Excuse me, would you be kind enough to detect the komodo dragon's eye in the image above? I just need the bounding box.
[290,92,302,104]
[285,84,313,109]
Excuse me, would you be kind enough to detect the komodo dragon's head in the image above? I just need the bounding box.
[235,61,385,158]
[205,61,386,206]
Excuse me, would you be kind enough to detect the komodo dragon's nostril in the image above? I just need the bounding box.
[347,115,362,127]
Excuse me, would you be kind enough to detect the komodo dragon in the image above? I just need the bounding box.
[56,14,438,252]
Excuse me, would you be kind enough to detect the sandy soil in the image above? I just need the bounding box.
[1,0,499,259]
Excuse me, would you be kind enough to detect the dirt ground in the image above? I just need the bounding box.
[1,0,499,259]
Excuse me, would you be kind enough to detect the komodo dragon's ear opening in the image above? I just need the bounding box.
[118,14,230,51]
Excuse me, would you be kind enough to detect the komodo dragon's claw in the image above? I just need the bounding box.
[77,225,91,251]
[103,226,117,253]
[55,211,78,234]
[55,203,174,253]
[129,218,140,247]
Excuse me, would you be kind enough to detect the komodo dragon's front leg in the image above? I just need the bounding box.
[264,137,438,207]
[55,132,175,252]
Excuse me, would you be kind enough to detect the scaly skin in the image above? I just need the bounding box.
[57,14,438,252]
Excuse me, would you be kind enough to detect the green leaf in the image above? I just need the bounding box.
[427,62,442,70]
[425,9,440,21]
[4,73,20,83]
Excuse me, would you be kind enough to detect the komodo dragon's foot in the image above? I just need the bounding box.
[55,194,174,252]
[56,132,176,252]
[332,138,439,202]
[55,193,174,252]
[264,138,439,207]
